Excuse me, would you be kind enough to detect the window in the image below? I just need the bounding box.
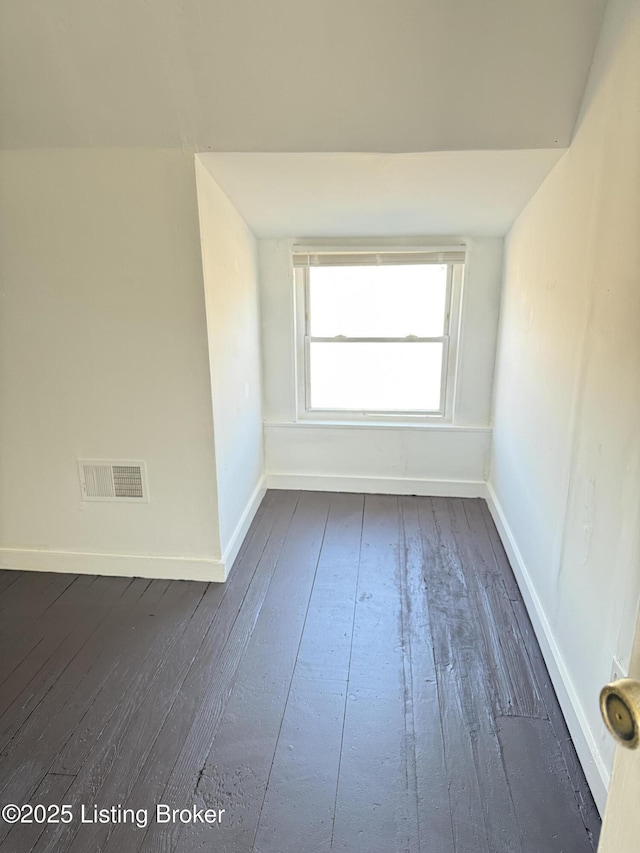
[294,249,464,420]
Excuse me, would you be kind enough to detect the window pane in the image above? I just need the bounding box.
[309,341,443,411]
[309,264,447,338]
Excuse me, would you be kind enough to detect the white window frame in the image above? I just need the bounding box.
[293,247,465,424]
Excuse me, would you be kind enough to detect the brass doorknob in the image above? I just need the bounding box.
[600,678,640,749]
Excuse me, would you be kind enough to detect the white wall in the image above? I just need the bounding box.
[0,148,223,579]
[195,158,265,569]
[0,1,605,153]
[488,0,640,813]
[259,237,502,494]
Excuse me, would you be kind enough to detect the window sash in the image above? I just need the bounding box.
[304,265,454,339]
[294,257,463,420]
[304,337,449,414]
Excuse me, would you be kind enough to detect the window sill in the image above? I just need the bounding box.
[264,420,492,433]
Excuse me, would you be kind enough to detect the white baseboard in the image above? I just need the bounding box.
[485,482,609,814]
[0,477,268,585]
[265,472,486,498]
[220,476,267,580]
[0,548,226,583]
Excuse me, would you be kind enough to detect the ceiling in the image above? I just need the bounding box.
[0,0,605,152]
[198,151,566,237]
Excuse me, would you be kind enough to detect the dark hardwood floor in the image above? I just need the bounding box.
[0,491,600,852]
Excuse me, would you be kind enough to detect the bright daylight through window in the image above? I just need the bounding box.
[294,250,465,418]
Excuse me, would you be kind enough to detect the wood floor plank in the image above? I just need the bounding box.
[333,686,420,853]
[251,493,364,853]
[0,576,119,725]
[332,494,419,853]
[3,571,76,617]
[399,496,455,853]
[477,498,598,837]
[448,500,545,719]
[0,577,157,840]
[417,497,489,853]
[0,574,94,689]
[41,582,222,853]
[510,599,601,848]
[96,491,298,853]
[0,773,76,853]
[497,715,596,853]
[0,582,143,774]
[290,492,363,684]
[168,491,331,853]
[477,500,524,602]
[0,571,22,595]
[422,498,525,853]
[0,572,57,613]
[0,573,77,642]
[447,498,504,591]
[0,519,270,701]
[443,498,530,853]
[252,680,346,853]
[158,492,319,853]
[98,490,304,853]
[471,576,546,718]
[0,492,600,853]
[464,498,523,602]
[51,581,205,776]
[0,575,135,749]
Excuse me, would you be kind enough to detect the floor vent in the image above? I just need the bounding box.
[78,460,149,502]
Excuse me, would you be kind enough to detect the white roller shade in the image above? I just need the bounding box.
[292,249,465,267]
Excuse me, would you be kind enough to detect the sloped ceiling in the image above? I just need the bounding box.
[0,0,605,152]
[198,150,567,237]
